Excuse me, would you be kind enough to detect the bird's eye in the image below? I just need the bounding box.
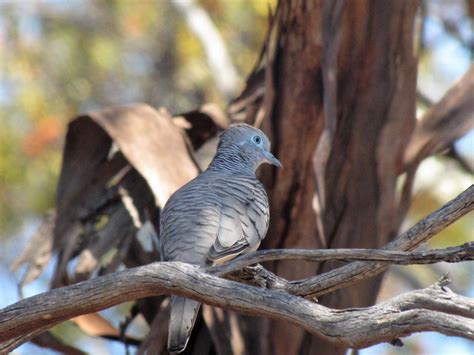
[252,135,262,145]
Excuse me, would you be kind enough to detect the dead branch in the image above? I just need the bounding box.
[210,242,474,275]
[219,185,473,295]
[1,187,471,353]
[1,263,473,353]
[287,184,474,297]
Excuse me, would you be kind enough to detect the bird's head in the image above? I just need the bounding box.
[215,123,282,172]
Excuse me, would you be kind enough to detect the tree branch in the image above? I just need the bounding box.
[1,187,471,352]
[286,184,474,297]
[1,263,473,353]
[217,185,473,296]
[210,242,474,275]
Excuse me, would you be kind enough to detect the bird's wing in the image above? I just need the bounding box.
[159,178,220,264]
[207,185,268,264]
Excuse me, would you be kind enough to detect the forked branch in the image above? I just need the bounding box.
[288,184,474,297]
[0,263,473,353]
[0,186,472,353]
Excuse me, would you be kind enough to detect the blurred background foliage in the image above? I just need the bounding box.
[0,0,272,237]
[0,0,472,354]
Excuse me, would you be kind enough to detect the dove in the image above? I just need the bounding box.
[159,123,281,353]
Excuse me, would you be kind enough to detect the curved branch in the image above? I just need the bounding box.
[395,276,474,319]
[288,184,474,297]
[1,263,473,353]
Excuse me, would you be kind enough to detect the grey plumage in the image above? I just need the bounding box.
[159,123,281,353]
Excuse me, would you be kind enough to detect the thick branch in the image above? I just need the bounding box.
[1,263,473,353]
[288,185,474,297]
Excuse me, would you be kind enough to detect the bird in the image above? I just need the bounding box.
[159,123,281,353]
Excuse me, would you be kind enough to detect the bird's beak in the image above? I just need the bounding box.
[265,151,282,168]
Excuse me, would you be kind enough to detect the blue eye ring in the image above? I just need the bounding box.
[252,135,262,145]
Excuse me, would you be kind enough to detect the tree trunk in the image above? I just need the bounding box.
[223,1,419,354]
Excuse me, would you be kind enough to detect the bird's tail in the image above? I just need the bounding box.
[168,295,201,353]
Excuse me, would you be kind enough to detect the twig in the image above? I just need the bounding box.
[210,242,474,275]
